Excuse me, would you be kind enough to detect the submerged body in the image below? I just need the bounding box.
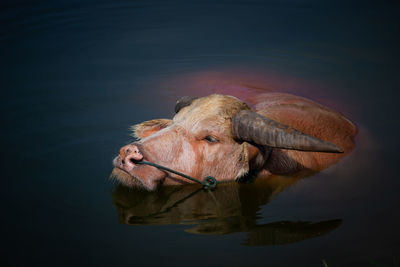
[112,92,356,190]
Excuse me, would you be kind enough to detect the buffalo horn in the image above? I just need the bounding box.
[175,96,199,113]
[232,110,344,153]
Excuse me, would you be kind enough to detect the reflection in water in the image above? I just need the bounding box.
[111,174,341,246]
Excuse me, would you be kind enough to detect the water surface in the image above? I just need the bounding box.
[1,0,399,266]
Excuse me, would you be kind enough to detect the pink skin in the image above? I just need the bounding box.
[113,117,251,190]
[116,144,143,172]
[113,143,169,190]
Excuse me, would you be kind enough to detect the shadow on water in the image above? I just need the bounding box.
[111,174,341,246]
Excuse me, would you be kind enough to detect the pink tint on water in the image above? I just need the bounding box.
[157,68,355,119]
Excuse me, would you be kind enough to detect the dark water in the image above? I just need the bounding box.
[2,0,400,266]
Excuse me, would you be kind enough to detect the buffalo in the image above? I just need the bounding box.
[112,92,356,191]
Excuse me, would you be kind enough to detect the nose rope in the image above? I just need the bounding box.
[135,161,218,190]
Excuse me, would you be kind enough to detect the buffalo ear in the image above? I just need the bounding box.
[175,96,199,113]
[131,119,172,139]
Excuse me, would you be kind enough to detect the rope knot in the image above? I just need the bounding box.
[202,176,217,190]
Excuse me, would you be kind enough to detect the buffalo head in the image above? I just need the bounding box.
[111,94,348,190]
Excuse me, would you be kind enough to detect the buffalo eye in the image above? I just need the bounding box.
[204,135,219,143]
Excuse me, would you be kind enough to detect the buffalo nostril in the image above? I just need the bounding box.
[122,159,125,164]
